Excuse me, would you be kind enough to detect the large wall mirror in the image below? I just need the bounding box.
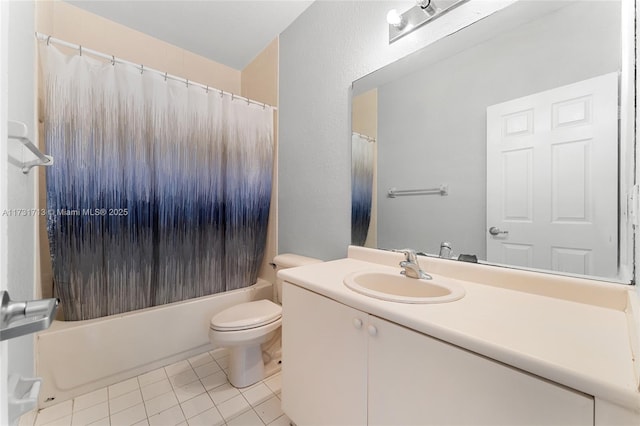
[351,0,635,284]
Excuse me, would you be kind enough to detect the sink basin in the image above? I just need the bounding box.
[343,271,465,304]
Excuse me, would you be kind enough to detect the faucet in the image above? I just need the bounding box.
[439,242,452,258]
[394,249,432,280]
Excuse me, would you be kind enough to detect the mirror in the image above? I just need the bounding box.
[351,0,633,283]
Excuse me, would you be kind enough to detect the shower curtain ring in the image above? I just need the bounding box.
[246,98,250,106]
[164,72,168,82]
[231,93,235,101]
[140,65,144,75]
[46,35,51,46]
[111,55,116,66]
[262,103,266,110]
[220,90,223,98]
[206,85,209,94]
[79,45,82,56]
[186,79,189,88]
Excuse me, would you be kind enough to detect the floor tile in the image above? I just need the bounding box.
[185,407,224,426]
[34,349,287,426]
[215,356,229,369]
[188,353,214,369]
[148,405,185,426]
[109,378,140,400]
[138,368,168,388]
[180,393,214,420]
[141,378,173,401]
[70,401,108,426]
[193,361,221,379]
[169,369,199,388]
[86,417,109,426]
[210,348,228,361]
[36,401,73,426]
[73,388,108,413]
[216,394,251,422]
[109,403,147,426]
[199,371,228,391]
[164,360,192,378]
[226,409,265,426]
[254,396,283,425]
[263,374,281,395]
[144,391,179,417]
[208,383,240,405]
[39,415,72,426]
[241,383,273,406]
[267,414,291,426]
[174,380,206,404]
[110,389,143,415]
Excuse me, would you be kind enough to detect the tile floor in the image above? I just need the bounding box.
[29,349,290,426]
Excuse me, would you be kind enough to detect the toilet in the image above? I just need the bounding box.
[209,254,321,388]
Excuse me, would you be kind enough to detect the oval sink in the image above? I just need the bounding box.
[343,271,465,304]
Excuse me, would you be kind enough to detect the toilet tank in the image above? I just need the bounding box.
[272,254,322,303]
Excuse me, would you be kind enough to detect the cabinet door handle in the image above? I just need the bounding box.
[353,318,363,329]
[368,325,377,337]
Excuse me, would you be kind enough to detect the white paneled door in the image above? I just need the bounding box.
[487,72,618,278]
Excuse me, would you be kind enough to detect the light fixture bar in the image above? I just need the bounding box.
[388,0,469,43]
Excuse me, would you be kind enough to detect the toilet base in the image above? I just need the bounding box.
[228,345,265,388]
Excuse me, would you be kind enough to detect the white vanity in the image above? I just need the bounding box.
[279,247,640,425]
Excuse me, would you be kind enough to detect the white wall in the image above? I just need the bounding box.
[6,0,37,387]
[376,1,620,257]
[278,0,515,260]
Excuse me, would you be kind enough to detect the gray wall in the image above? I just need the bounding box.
[278,0,513,260]
[376,1,620,258]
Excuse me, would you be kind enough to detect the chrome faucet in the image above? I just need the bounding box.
[394,249,432,280]
[439,242,452,258]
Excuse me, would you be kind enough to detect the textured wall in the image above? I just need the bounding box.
[278,0,515,260]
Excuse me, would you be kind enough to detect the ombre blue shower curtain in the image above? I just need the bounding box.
[351,133,375,246]
[40,43,273,321]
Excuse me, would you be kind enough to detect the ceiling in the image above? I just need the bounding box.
[67,1,314,70]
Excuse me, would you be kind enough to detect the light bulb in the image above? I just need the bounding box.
[386,9,406,29]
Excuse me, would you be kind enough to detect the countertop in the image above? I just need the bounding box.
[278,254,640,411]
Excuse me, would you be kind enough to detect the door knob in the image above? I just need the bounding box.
[368,325,378,337]
[489,226,509,236]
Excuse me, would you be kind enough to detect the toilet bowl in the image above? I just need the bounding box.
[209,254,322,388]
[209,299,282,388]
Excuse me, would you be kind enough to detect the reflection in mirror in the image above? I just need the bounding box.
[351,0,633,283]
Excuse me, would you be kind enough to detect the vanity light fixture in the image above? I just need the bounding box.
[386,9,406,30]
[388,0,469,43]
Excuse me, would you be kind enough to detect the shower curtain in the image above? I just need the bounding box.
[40,43,273,321]
[351,133,375,246]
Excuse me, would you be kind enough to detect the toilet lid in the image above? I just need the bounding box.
[210,300,282,331]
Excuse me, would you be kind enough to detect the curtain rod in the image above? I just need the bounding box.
[352,131,376,143]
[35,32,277,111]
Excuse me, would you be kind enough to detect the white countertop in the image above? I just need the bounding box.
[278,255,640,411]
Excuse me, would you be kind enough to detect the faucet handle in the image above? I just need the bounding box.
[393,248,418,263]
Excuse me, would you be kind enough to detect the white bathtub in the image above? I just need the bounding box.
[35,278,273,408]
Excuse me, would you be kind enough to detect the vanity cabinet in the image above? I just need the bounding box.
[282,282,594,426]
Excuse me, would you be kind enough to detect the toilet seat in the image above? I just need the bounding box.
[210,300,282,331]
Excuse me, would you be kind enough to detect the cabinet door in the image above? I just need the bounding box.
[368,316,594,426]
[282,283,368,426]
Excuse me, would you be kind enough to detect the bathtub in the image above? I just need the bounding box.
[35,278,273,408]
